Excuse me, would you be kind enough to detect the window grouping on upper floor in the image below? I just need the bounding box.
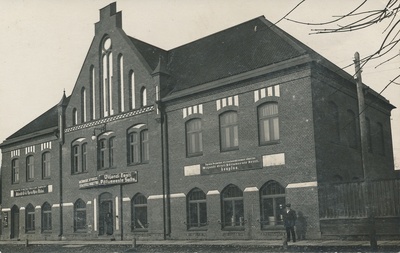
[326,101,385,155]
[70,124,149,175]
[10,143,52,184]
[184,100,281,157]
[71,37,149,127]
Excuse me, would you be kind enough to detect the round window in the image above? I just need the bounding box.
[103,38,112,51]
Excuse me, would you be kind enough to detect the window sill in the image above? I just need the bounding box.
[74,230,87,233]
[187,153,203,158]
[132,229,148,233]
[220,147,239,153]
[187,227,207,231]
[260,140,280,146]
[222,226,245,231]
[72,171,88,175]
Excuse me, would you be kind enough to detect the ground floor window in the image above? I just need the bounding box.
[260,180,286,229]
[221,184,244,229]
[41,202,52,232]
[131,193,148,231]
[25,204,35,233]
[74,199,86,232]
[187,188,207,229]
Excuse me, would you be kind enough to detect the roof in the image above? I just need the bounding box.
[165,16,307,93]
[5,96,70,141]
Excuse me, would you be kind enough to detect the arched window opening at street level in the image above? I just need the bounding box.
[187,188,207,230]
[42,202,52,232]
[74,199,87,232]
[221,184,244,230]
[260,180,286,229]
[131,193,148,231]
[25,203,35,233]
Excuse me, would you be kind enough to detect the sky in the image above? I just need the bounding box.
[0,0,399,168]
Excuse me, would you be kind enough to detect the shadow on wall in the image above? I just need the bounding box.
[296,211,307,240]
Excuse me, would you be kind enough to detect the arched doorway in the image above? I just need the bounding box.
[99,192,113,236]
[10,205,19,239]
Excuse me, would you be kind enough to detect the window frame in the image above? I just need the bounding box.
[26,155,35,182]
[259,181,286,229]
[41,202,52,232]
[258,102,280,145]
[25,204,35,233]
[131,194,148,232]
[187,188,207,230]
[12,159,20,184]
[219,111,239,152]
[220,185,244,230]
[128,129,149,165]
[42,152,51,179]
[74,199,87,232]
[186,118,203,157]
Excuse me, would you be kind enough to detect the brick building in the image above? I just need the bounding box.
[0,3,395,241]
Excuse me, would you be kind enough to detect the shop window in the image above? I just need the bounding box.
[128,129,149,165]
[42,152,51,179]
[42,202,52,232]
[74,199,86,232]
[260,181,286,229]
[25,204,35,233]
[26,155,34,182]
[186,119,203,157]
[187,188,207,230]
[220,111,239,151]
[258,103,279,144]
[221,184,244,230]
[12,159,19,184]
[131,194,148,231]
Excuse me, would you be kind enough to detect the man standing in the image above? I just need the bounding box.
[283,203,296,243]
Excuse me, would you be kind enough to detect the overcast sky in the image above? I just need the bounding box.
[0,0,399,167]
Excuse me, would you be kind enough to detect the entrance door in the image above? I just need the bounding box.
[10,206,19,239]
[99,193,113,236]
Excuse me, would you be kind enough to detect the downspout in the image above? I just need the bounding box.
[59,142,63,239]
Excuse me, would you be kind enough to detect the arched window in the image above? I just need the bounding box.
[42,202,52,232]
[119,54,124,112]
[131,193,148,231]
[258,103,279,144]
[98,139,107,170]
[328,102,340,143]
[260,181,286,229]
[109,137,115,168]
[81,88,87,123]
[186,119,203,156]
[74,199,86,232]
[82,143,87,172]
[140,87,147,107]
[220,111,239,151]
[42,152,51,179]
[72,144,80,174]
[12,159,19,184]
[72,108,78,126]
[90,66,96,120]
[129,71,135,110]
[221,185,244,229]
[346,110,357,148]
[128,129,149,164]
[26,155,34,181]
[101,37,113,117]
[25,204,35,232]
[187,188,207,229]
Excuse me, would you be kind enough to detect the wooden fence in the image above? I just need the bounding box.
[319,179,400,219]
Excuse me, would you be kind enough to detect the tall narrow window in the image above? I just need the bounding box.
[72,145,79,173]
[91,66,96,120]
[186,119,203,156]
[25,204,35,232]
[187,188,207,229]
[258,103,279,144]
[260,181,286,229]
[102,37,113,117]
[377,122,385,155]
[99,139,107,170]
[12,159,19,184]
[82,143,87,172]
[42,152,51,179]
[346,110,357,148]
[119,55,124,112]
[109,137,115,167]
[74,199,86,232]
[26,156,34,181]
[130,71,135,110]
[72,108,78,126]
[141,87,147,107]
[42,202,52,232]
[141,130,149,163]
[131,194,148,231]
[81,88,87,123]
[220,111,239,151]
[328,102,340,143]
[128,132,139,164]
[221,185,244,229]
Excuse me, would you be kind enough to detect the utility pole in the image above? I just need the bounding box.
[354,52,376,249]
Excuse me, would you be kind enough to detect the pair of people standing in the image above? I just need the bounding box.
[282,203,296,243]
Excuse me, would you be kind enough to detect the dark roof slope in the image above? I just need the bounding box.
[166,16,306,93]
[129,36,167,70]
[6,96,70,140]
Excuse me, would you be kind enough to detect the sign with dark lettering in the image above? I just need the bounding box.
[201,157,261,175]
[79,171,138,189]
[13,185,49,197]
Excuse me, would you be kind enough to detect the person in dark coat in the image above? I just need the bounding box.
[283,203,296,242]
